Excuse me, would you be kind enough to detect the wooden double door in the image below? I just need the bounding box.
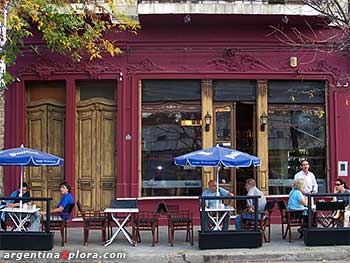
[26,82,117,211]
[26,100,65,206]
[76,98,116,210]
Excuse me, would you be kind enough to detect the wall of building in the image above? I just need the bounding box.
[3,14,350,200]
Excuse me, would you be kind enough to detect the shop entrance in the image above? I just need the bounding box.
[214,102,256,200]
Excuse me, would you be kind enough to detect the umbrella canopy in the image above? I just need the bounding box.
[174,145,260,168]
[174,145,261,199]
[0,146,64,166]
[0,145,64,206]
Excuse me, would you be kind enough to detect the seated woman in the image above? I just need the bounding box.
[288,179,307,211]
[288,179,308,233]
[333,178,350,227]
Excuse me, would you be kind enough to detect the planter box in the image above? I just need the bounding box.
[0,232,54,250]
[198,230,262,250]
[304,228,350,246]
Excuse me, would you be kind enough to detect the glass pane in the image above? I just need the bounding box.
[77,80,116,101]
[142,80,201,102]
[141,102,202,197]
[268,105,326,194]
[26,81,66,103]
[215,106,231,142]
[213,80,256,101]
[269,80,325,104]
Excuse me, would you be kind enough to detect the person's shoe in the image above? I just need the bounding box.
[0,220,6,231]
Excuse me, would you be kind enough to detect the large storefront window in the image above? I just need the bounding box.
[268,81,326,194]
[142,80,202,197]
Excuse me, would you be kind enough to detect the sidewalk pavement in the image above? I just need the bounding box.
[1,225,350,263]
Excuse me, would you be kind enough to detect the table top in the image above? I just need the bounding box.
[203,206,235,212]
[0,207,40,213]
[104,208,139,213]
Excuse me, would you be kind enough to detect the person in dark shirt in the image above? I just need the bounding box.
[333,178,350,227]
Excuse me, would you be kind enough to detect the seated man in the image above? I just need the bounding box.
[235,178,266,230]
[333,178,350,227]
[202,180,234,231]
[0,182,37,231]
[42,182,74,221]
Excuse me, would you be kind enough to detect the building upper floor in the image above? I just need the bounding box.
[67,0,348,21]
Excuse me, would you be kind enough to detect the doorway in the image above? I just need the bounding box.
[214,102,256,203]
[75,80,117,210]
[26,81,66,206]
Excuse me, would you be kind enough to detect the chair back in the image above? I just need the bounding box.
[277,200,287,211]
[264,200,276,212]
[316,201,346,211]
[76,200,83,213]
[110,199,137,208]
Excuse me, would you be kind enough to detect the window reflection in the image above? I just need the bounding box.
[141,103,202,197]
[268,105,326,194]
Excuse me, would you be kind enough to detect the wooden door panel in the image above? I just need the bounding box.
[77,109,96,210]
[26,105,48,198]
[26,102,65,206]
[76,99,116,210]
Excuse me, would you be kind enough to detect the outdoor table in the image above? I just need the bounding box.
[203,206,235,231]
[104,207,139,246]
[0,206,40,231]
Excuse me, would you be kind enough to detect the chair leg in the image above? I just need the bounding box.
[61,227,65,246]
[65,225,68,243]
[151,228,155,247]
[170,227,175,247]
[102,226,106,243]
[84,227,88,246]
[191,225,194,246]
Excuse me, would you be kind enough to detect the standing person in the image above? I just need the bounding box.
[333,178,350,227]
[235,178,267,230]
[294,160,318,194]
[202,180,234,231]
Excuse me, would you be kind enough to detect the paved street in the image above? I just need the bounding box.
[1,224,350,263]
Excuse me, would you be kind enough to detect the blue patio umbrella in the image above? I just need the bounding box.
[174,145,261,197]
[0,144,64,206]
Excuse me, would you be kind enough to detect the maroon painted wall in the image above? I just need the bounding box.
[3,14,350,206]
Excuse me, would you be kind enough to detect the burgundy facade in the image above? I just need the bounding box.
[3,14,350,217]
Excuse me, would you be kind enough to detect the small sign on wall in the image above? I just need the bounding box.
[338,161,348,176]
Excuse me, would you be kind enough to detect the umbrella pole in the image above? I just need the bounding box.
[216,165,221,207]
[19,166,23,208]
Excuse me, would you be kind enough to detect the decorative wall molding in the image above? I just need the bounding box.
[126,58,165,78]
[22,58,120,79]
[207,54,276,72]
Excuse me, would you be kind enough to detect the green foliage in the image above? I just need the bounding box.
[0,0,139,88]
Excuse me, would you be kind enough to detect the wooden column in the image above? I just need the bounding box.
[201,80,214,189]
[256,80,269,195]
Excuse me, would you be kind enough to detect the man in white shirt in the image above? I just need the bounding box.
[294,160,318,194]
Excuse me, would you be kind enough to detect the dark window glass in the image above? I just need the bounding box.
[142,80,201,102]
[213,80,256,101]
[269,80,325,104]
[77,80,116,101]
[142,80,202,197]
[268,104,326,194]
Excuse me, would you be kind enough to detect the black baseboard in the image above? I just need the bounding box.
[198,230,262,250]
[304,228,350,246]
[0,232,55,250]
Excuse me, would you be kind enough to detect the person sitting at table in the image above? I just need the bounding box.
[333,178,350,227]
[202,180,234,231]
[42,182,74,221]
[0,182,32,230]
[288,179,308,211]
[288,179,308,234]
[235,178,266,230]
